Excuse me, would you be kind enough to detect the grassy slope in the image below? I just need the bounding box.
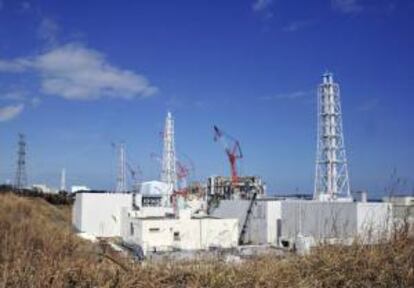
[0,193,413,288]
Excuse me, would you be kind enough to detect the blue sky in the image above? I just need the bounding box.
[0,0,413,197]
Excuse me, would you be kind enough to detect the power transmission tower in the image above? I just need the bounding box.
[314,73,351,201]
[116,142,127,193]
[161,112,177,190]
[14,133,28,190]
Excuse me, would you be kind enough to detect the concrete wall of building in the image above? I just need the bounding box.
[249,201,269,244]
[121,213,238,254]
[211,199,393,248]
[141,220,177,252]
[357,202,392,242]
[73,193,133,237]
[266,200,282,244]
[280,201,357,243]
[72,192,83,231]
[211,199,282,245]
[211,199,250,236]
[200,218,239,249]
[383,196,414,206]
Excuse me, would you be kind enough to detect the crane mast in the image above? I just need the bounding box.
[213,125,243,184]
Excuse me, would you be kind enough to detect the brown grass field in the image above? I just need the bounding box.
[0,192,413,288]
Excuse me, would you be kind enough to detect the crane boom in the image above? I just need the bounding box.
[213,125,243,184]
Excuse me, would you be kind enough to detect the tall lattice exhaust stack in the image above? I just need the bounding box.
[14,133,28,190]
[314,73,351,201]
[116,142,127,193]
[161,112,177,191]
[60,168,66,192]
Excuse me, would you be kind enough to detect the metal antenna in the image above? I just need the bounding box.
[116,142,127,193]
[60,168,66,192]
[314,73,351,201]
[14,133,28,190]
[161,112,177,190]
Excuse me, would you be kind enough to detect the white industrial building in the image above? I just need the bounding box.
[211,198,393,250]
[72,180,239,255]
[121,209,238,255]
[73,192,133,237]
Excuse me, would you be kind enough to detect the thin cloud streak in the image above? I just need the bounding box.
[260,90,312,101]
[282,20,313,32]
[252,0,274,20]
[252,0,273,12]
[0,104,24,121]
[332,0,364,14]
[356,98,380,111]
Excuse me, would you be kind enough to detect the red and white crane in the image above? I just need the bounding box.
[213,125,243,184]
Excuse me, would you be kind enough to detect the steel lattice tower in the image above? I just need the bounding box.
[314,73,351,201]
[116,142,127,193]
[14,133,28,190]
[161,112,177,190]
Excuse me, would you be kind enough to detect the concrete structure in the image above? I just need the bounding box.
[73,192,133,237]
[208,175,265,201]
[140,181,171,196]
[121,209,239,255]
[211,198,281,244]
[383,196,414,206]
[72,182,178,238]
[212,198,392,250]
[383,196,414,225]
[71,185,91,193]
[140,180,173,207]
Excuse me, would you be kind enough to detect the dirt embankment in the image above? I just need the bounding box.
[1,193,413,288]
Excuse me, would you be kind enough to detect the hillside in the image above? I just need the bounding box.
[0,193,413,287]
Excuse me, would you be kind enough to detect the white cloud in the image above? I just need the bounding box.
[332,0,364,14]
[31,97,41,107]
[357,98,379,111]
[20,1,31,11]
[0,58,31,72]
[0,43,158,100]
[0,104,24,121]
[37,17,59,46]
[252,0,273,12]
[282,20,312,32]
[252,0,274,20]
[261,90,311,101]
[2,90,27,100]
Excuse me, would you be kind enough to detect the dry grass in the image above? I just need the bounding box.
[1,192,413,288]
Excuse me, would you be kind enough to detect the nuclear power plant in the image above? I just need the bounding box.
[70,73,404,257]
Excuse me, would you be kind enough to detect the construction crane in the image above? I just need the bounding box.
[151,152,192,214]
[176,161,189,182]
[111,142,142,192]
[151,152,191,191]
[127,163,142,191]
[213,125,243,184]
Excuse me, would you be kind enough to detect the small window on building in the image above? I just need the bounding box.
[174,231,180,241]
[130,223,134,236]
[149,227,160,232]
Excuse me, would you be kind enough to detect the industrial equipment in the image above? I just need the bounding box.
[213,125,243,184]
